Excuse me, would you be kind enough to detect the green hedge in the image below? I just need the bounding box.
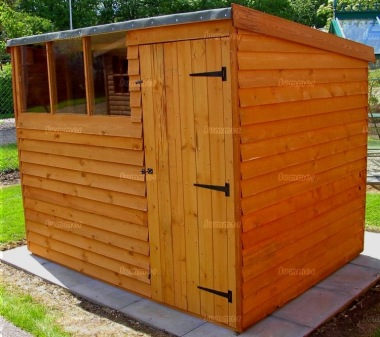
[0,63,14,118]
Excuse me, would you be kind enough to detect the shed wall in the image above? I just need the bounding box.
[237,30,368,328]
[12,46,152,297]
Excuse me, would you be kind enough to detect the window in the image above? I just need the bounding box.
[91,33,131,116]
[18,33,130,117]
[52,39,87,114]
[20,44,50,113]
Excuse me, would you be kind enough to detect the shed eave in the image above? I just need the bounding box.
[6,7,231,47]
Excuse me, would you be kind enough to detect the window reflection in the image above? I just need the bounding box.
[91,33,130,116]
[53,39,87,114]
[21,44,50,113]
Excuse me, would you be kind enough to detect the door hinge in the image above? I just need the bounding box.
[193,183,230,197]
[190,67,226,81]
[198,286,232,303]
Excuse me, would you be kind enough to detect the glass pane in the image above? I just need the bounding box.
[21,44,50,113]
[339,18,380,55]
[91,33,130,116]
[53,39,87,114]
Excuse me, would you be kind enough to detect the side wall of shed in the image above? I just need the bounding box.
[237,30,368,328]
[11,45,152,298]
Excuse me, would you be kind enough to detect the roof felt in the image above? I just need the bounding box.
[6,7,231,47]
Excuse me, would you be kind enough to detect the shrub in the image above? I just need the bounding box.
[0,63,14,118]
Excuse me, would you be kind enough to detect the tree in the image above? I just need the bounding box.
[250,0,295,21]
[291,0,328,28]
[317,0,379,29]
[17,0,100,31]
[0,1,53,57]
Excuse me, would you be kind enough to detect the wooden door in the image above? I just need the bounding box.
[140,38,238,327]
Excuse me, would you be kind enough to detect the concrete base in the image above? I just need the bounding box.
[1,232,379,337]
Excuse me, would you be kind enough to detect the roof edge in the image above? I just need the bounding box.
[232,3,376,63]
[6,7,231,47]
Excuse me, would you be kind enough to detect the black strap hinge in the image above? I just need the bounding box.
[198,286,232,303]
[190,67,226,81]
[194,183,230,197]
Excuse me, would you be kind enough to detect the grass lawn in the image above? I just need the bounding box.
[368,137,380,149]
[0,143,19,173]
[0,185,25,244]
[0,285,71,337]
[366,193,380,232]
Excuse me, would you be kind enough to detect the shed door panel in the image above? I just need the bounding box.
[140,38,236,325]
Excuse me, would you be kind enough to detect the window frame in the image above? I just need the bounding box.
[17,35,132,118]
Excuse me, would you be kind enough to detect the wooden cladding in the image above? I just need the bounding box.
[14,39,146,296]
[17,108,148,297]
[140,38,239,328]
[237,30,367,329]
[232,4,375,62]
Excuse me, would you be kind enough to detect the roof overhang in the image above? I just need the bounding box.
[6,4,376,63]
[6,7,231,47]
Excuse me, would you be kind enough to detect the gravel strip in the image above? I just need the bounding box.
[368,155,380,177]
[0,118,15,131]
[1,261,173,337]
[0,118,16,146]
[0,316,33,337]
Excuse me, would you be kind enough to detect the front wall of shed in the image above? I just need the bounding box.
[12,46,152,298]
[126,20,241,330]
[138,37,238,327]
[238,31,368,328]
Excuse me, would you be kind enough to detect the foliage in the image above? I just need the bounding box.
[0,285,72,336]
[13,0,333,28]
[0,184,24,245]
[0,63,13,117]
[369,68,380,80]
[318,0,380,29]
[369,69,380,109]
[335,0,378,11]
[249,0,295,21]
[290,0,328,27]
[17,0,99,31]
[0,1,53,56]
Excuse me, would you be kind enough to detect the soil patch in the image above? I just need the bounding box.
[310,281,380,337]
[0,170,20,186]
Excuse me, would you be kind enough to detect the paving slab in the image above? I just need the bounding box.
[1,232,379,337]
[351,254,380,270]
[362,231,380,258]
[316,263,380,297]
[182,322,237,337]
[1,246,91,288]
[241,316,313,337]
[0,316,33,337]
[119,299,205,336]
[70,279,142,310]
[272,287,353,328]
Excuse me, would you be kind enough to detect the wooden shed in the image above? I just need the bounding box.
[7,4,375,331]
